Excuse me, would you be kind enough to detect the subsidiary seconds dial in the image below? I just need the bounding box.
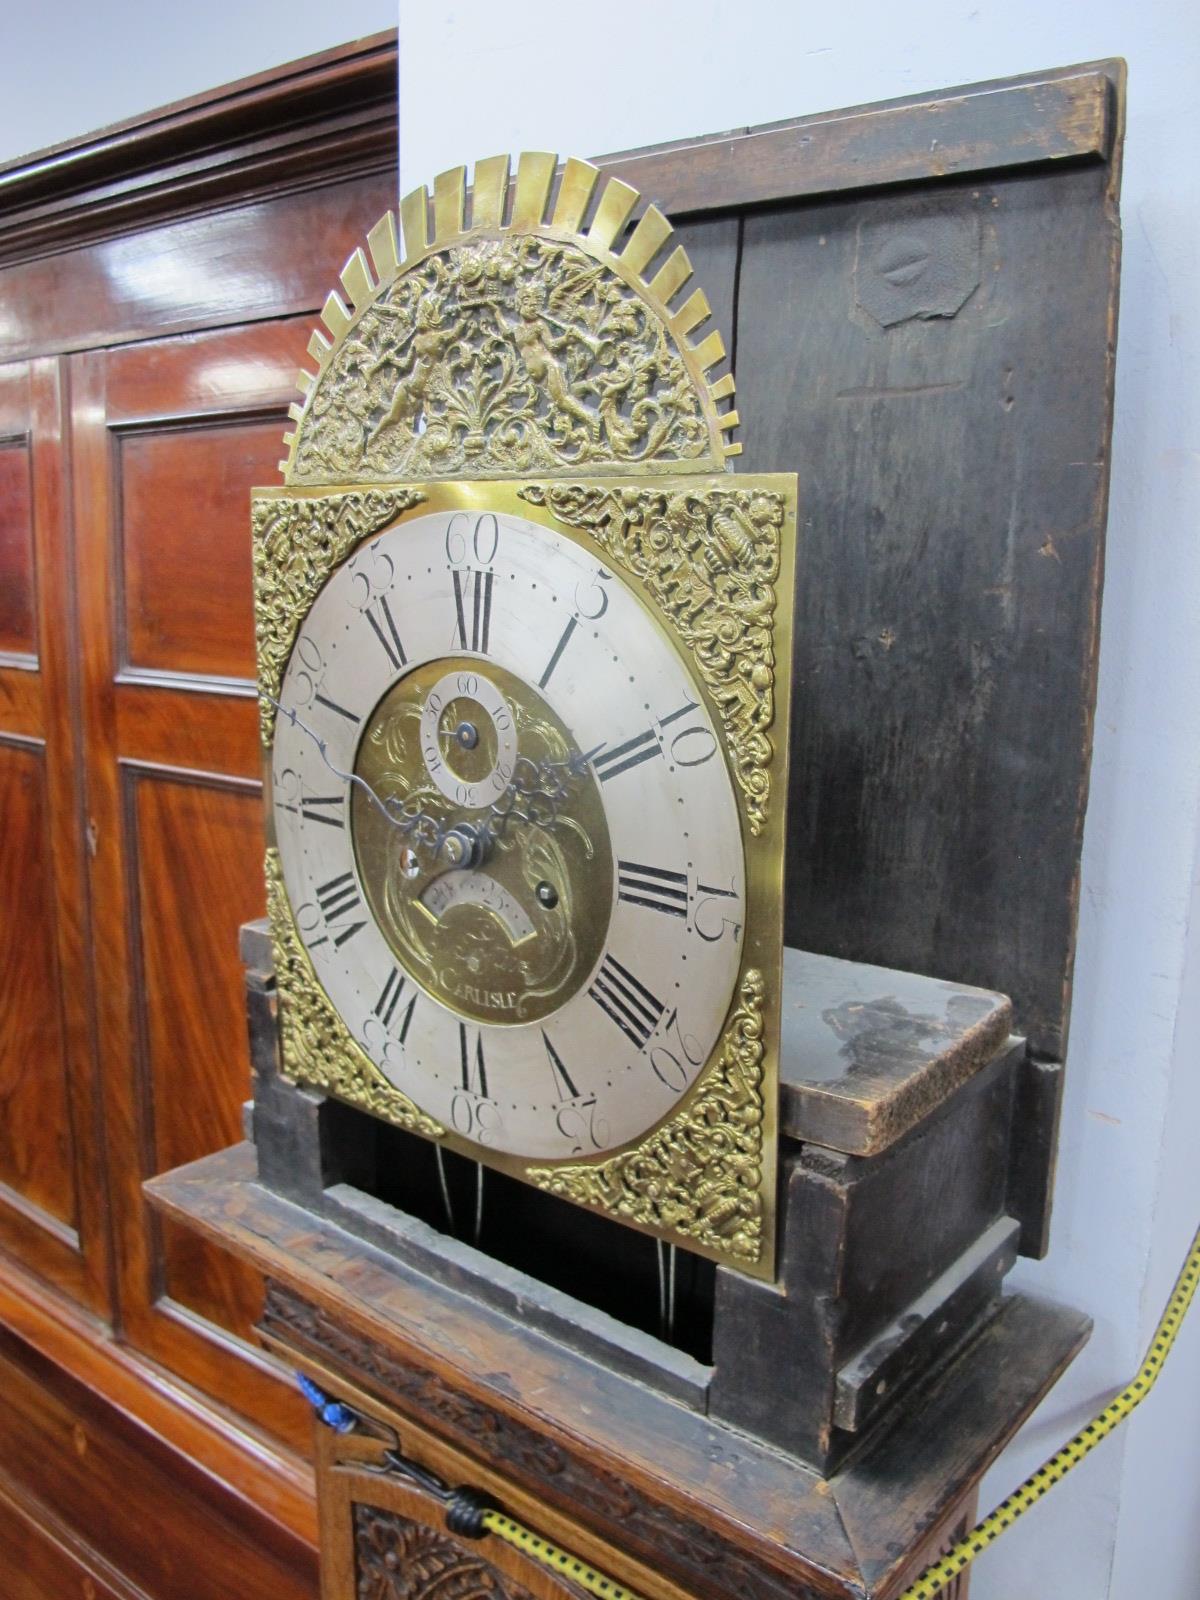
[270,507,746,1162]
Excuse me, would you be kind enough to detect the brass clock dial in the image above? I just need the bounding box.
[270,506,746,1162]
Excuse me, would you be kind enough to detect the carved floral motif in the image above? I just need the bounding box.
[519,483,782,835]
[263,1284,800,1600]
[354,1505,536,1600]
[290,239,712,483]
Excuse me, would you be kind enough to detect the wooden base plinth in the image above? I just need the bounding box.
[148,1144,1087,1600]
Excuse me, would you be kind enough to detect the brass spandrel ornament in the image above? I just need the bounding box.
[255,153,795,1278]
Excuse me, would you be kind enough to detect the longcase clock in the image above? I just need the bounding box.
[252,152,798,1279]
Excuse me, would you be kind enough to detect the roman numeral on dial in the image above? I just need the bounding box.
[591,698,704,785]
[364,594,406,670]
[375,968,416,1042]
[298,792,345,829]
[459,1023,489,1097]
[313,690,359,725]
[310,871,365,949]
[589,954,665,1052]
[538,615,578,689]
[452,568,493,653]
[542,1029,579,1100]
[592,727,662,784]
[617,860,688,917]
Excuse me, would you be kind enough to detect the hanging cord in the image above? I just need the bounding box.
[296,1217,1200,1600]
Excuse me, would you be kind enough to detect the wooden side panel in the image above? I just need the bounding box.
[118,419,283,681]
[0,740,74,1229]
[0,1323,318,1600]
[0,1482,132,1600]
[72,318,313,1452]
[0,360,103,1308]
[129,769,266,1332]
[737,162,1118,1057]
[0,440,35,657]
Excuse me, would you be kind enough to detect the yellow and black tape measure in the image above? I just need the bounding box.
[306,1217,1200,1600]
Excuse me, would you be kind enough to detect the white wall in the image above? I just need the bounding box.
[397,6,1200,1598]
[3,5,1195,1597]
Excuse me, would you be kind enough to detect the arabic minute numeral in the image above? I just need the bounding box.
[694,880,743,944]
[588,954,665,1052]
[538,569,612,689]
[659,696,718,767]
[452,1024,501,1143]
[649,1009,706,1095]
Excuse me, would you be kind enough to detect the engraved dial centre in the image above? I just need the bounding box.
[352,657,613,1027]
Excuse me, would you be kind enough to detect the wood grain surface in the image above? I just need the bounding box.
[149,1140,1089,1600]
[0,441,34,657]
[0,740,74,1229]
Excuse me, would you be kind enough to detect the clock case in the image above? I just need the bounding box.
[145,67,1126,1591]
[220,147,1088,1480]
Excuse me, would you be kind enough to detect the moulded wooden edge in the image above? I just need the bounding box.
[597,58,1125,215]
[146,1142,1090,1599]
[0,1264,317,1549]
[0,53,1125,273]
[0,31,399,267]
[778,949,1017,1155]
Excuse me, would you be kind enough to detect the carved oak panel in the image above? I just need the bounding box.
[354,1505,539,1600]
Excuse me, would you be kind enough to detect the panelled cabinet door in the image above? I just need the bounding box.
[0,357,107,1308]
[70,320,312,1446]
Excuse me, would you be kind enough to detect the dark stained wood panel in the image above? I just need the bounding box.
[601,64,1116,216]
[737,161,1119,1058]
[0,441,35,657]
[128,769,265,1337]
[0,739,75,1230]
[118,417,284,681]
